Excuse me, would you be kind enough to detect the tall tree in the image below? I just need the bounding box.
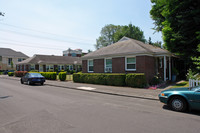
[95,24,146,49]
[150,0,200,67]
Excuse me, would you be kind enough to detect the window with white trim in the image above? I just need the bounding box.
[88,60,94,72]
[126,57,136,70]
[58,65,64,71]
[8,58,12,65]
[46,65,54,72]
[30,64,35,70]
[105,58,112,72]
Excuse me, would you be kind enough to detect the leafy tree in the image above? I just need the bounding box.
[0,12,5,16]
[95,24,146,49]
[95,24,120,49]
[150,0,200,68]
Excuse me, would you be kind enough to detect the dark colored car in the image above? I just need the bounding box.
[21,73,45,85]
[159,86,200,112]
[3,70,15,75]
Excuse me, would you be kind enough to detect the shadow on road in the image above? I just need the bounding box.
[162,105,200,116]
[0,96,12,99]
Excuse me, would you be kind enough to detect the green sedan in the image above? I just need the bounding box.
[159,86,200,112]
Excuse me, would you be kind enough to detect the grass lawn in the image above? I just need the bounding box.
[170,81,189,89]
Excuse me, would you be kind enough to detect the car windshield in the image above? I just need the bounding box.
[29,73,43,77]
[191,86,200,91]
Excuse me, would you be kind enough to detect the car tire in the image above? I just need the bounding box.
[41,82,44,85]
[27,80,31,85]
[169,96,187,112]
[21,79,24,84]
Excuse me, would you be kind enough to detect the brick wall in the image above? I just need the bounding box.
[82,56,156,82]
[94,59,104,73]
[112,57,125,73]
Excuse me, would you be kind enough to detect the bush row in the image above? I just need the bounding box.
[40,72,57,80]
[73,73,147,88]
[8,72,14,76]
[14,71,28,77]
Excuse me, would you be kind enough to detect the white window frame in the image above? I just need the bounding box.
[46,64,54,72]
[104,58,112,73]
[30,64,35,70]
[88,59,94,72]
[125,56,136,71]
[8,58,12,65]
[58,65,64,71]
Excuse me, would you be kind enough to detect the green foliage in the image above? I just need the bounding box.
[29,70,39,72]
[149,76,161,86]
[14,71,28,77]
[40,72,57,80]
[8,72,14,76]
[125,73,147,88]
[59,72,66,81]
[48,69,54,72]
[186,69,200,80]
[150,0,200,67]
[69,70,76,74]
[95,24,146,49]
[73,73,147,88]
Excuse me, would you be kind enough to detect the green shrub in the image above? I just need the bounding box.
[8,72,14,76]
[48,69,54,72]
[40,72,57,80]
[14,71,28,77]
[73,73,126,86]
[59,72,66,81]
[125,73,147,88]
[29,70,39,72]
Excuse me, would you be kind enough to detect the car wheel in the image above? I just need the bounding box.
[169,96,187,112]
[21,79,24,84]
[27,80,31,85]
[41,82,44,85]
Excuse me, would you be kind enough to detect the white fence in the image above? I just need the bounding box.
[189,79,200,87]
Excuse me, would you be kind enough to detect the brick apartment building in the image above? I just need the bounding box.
[81,37,174,82]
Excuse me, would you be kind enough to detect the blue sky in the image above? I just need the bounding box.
[0,0,162,57]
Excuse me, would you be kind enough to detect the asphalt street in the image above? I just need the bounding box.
[0,78,200,133]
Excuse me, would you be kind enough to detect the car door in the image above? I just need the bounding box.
[192,89,200,110]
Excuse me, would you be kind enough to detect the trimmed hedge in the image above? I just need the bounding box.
[73,73,147,88]
[40,72,57,80]
[14,71,28,77]
[59,72,67,81]
[125,73,147,88]
[8,72,14,76]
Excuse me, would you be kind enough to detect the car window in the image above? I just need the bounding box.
[29,73,43,77]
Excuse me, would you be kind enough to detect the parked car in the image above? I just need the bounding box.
[21,73,45,85]
[159,86,200,112]
[3,70,15,75]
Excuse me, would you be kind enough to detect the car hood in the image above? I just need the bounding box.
[162,87,189,92]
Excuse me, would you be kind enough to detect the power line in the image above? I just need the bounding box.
[0,29,94,45]
[0,22,94,42]
[0,41,64,51]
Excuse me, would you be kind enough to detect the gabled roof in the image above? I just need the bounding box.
[82,37,172,59]
[17,54,82,65]
[0,48,29,58]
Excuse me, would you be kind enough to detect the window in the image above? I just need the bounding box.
[105,58,112,72]
[88,60,93,72]
[58,65,64,71]
[46,65,54,72]
[8,58,12,65]
[18,58,22,62]
[0,56,2,61]
[30,64,35,70]
[126,57,136,71]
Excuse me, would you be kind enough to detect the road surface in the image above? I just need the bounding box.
[0,78,200,133]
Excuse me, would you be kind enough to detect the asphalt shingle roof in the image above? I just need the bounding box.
[0,48,29,58]
[82,37,171,59]
[17,54,82,65]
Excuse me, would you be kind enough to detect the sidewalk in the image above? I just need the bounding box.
[0,75,163,100]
